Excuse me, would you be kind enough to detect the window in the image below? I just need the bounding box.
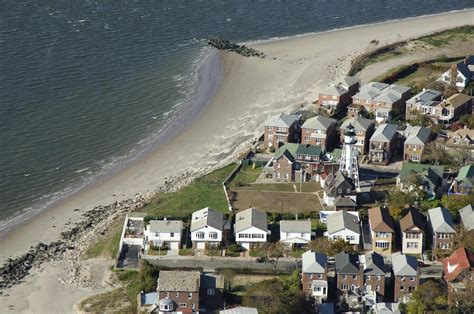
[352,275,357,280]
[366,275,371,280]
[346,188,351,193]
[375,241,389,249]
[308,283,312,288]
[400,285,404,291]
[376,275,381,281]
[268,134,273,139]
[209,232,218,239]
[176,292,179,297]
[343,275,347,280]
[170,232,174,238]
[314,286,322,292]
[338,188,342,194]
[407,242,418,248]
[400,276,405,281]
[410,277,415,281]
[375,232,389,238]
[376,285,380,291]
[196,232,204,239]
[342,284,349,290]
[207,288,215,296]
[308,273,313,279]
[318,273,323,279]
[188,293,192,299]
[192,303,196,310]
[179,302,187,308]
[346,235,355,242]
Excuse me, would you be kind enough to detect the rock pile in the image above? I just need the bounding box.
[208,38,265,58]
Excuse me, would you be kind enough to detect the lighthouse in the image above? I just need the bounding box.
[339,123,360,191]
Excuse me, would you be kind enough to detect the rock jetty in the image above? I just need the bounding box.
[208,38,265,58]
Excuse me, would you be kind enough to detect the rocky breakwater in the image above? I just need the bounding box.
[0,194,147,292]
[208,38,266,58]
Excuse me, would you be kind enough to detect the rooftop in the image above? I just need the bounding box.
[264,113,301,128]
[399,207,424,232]
[404,125,431,145]
[443,93,473,109]
[428,207,455,233]
[459,204,474,231]
[368,207,394,233]
[340,117,375,132]
[190,207,224,232]
[370,123,398,142]
[407,88,443,105]
[280,220,311,233]
[235,207,268,233]
[302,250,328,273]
[327,210,360,235]
[335,252,360,274]
[301,115,337,130]
[442,247,474,282]
[149,220,183,233]
[392,253,418,276]
[158,270,200,292]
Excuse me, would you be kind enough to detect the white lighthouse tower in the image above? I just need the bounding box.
[339,123,360,191]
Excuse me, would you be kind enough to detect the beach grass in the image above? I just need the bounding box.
[84,218,123,259]
[143,163,236,218]
[233,182,322,193]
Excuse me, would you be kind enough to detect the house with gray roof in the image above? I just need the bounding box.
[369,124,399,164]
[406,88,443,120]
[301,115,338,151]
[335,252,363,298]
[318,76,360,114]
[428,207,456,252]
[263,112,301,148]
[235,208,269,250]
[391,253,419,303]
[352,82,411,123]
[459,204,474,231]
[400,125,431,163]
[220,307,258,314]
[397,162,445,199]
[157,270,200,313]
[190,207,224,249]
[279,219,312,247]
[340,117,376,154]
[323,170,356,206]
[326,210,360,245]
[301,250,329,302]
[439,56,474,90]
[361,252,387,304]
[144,219,183,250]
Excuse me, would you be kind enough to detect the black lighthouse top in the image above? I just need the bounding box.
[344,123,356,137]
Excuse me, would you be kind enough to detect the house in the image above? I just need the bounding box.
[445,128,474,147]
[352,82,411,123]
[428,207,456,252]
[438,56,474,90]
[397,162,445,199]
[334,195,357,211]
[301,115,338,151]
[369,124,398,164]
[361,252,387,304]
[399,207,424,255]
[368,207,395,256]
[279,220,312,247]
[234,208,269,250]
[450,164,474,195]
[340,117,376,155]
[220,307,258,314]
[326,210,360,245]
[442,247,474,303]
[317,76,360,114]
[190,207,224,250]
[323,170,356,206]
[266,143,324,182]
[157,270,200,313]
[405,88,443,121]
[301,250,329,303]
[433,93,473,126]
[335,252,363,299]
[459,204,474,232]
[263,113,301,148]
[372,303,401,314]
[200,273,225,311]
[401,125,431,162]
[144,219,183,250]
[391,253,419,303]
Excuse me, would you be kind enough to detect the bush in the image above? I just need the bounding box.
[269,146,276,153]
[227,244,244,253]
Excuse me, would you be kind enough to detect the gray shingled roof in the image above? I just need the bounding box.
[327,210,360,235]
[364,252,386,275]
[407,89,442,105]
[392,253,417,276]
[404,126,431,145]
[334,195,357,207]
[323,84,348,96]
[324,170,355,198]
[459,204,474,231]
[158,270,200,292]
[354,82,409,104]
[190,207,224,232]
[340,76,360,88]
[264,113,300,128]
[219,307,259,314]
[428,207,455,233]
[370,124,398,142]
[280,220,311,233]
[302,250,328,273]
[335,252,360,274]
[302,115,337,130]
[235,208,268,233]
[340,117,375,132]
[149,220,183,233]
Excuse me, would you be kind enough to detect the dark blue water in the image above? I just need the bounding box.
[0,1,472,229]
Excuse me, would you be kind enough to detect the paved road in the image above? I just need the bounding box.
[144,255,300,272]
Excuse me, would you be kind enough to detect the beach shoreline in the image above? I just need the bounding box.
[1,9,473,312]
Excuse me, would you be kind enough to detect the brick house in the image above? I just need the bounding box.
[301,115,338,151]
[368,123,398,164]
[340,117,375,155]
[157,270,200,313]
[399,207,424,256]
[352,82,411,123]
[428,207,456,253]
[400,125,431,163]
[442,247,474,304]
[317,76,360,114]
[263,113,301,148]
[392,253,419,303]
[405,88,443,121]
[335,252,364,300]
[368,207,395,256]
[301,250,328,303]
[362,252,386,304]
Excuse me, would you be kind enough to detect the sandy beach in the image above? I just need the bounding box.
[1,9,473,313]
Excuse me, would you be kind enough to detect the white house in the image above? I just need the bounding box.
[325,210,360,245]
[234,208,269,250]
[279,220,312,247]
[144,219,183,250]
[438,56,474,90]
[190,207,224,249]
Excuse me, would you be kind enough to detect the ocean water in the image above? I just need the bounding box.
[0,1,472,230]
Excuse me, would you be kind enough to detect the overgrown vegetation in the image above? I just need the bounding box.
[403,279,448,313]
[306,238,358,256]
[84,218,123,259]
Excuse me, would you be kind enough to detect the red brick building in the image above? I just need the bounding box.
[157,270,200,313]
[263,113,301,148]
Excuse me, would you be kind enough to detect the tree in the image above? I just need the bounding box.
[421,142,450,165]
[409,110,434,127]
[387,190,416,219]
[306,238,356,256]
[459,113,474,129]
[406,279,448,313]
[261,242,289,269]
[453,225,474,252]
[440,194,474,221]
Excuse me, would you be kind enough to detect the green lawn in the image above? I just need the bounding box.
[143,163,236,218]
[233,182,321,193]
[229,163,263,188]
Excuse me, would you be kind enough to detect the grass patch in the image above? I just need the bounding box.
[233,182,321,192]
[84,218,123,260]
[249,249,265,258]
[290,248,305,258]
[229,163,262,188]
[147,247,168,256]
[417,25,474,47]
[143,163,236,218]
[179,248,195,256]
